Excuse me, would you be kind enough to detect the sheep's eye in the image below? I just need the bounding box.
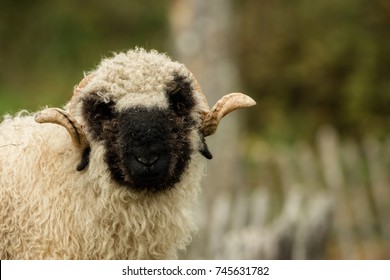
[82,93,116,140]
[167,75,195,116]
[83,94,115,121]
[92,100,115,121]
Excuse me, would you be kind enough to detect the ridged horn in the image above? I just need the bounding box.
[69,73,96,111]
[34,108,91,171]
[201,92,256,137]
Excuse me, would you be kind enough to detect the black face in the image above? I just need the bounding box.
[82,75,212,192]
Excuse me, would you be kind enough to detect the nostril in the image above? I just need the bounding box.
[136,155,159,167]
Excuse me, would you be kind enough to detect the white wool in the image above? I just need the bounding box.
[0,49,208,259]
[72,49,193,112]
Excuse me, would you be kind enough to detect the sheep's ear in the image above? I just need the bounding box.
[201,93,256,137]
[35,108,91,171]
[199,135,213,159]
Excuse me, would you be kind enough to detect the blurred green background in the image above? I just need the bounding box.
[0,0,168,114]
[238,0,390,141]
[1,0,390,259]
[0,0,390,139]
[1,0,389,140]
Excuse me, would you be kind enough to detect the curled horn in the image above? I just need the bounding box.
[69,73,96,112]
[34,73,95,171]
[185,67,256,137]
[35,108,91,171]
[201,93,256,137]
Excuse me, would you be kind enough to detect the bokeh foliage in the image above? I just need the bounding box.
[236,0,390,140]
[0,0,168,113]
[1,0,389,141]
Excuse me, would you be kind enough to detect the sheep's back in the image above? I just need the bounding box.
[0,112,80,258]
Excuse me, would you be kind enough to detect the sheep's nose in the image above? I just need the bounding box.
[136,155,159,167]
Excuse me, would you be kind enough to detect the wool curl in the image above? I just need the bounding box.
[0,49,208,259]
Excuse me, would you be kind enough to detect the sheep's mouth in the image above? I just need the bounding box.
[132,173,169,192]
[129,158,170,185]
[120,143,173,189]
[108,151,174,192]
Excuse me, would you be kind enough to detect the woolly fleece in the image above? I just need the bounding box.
[0,49,208,259]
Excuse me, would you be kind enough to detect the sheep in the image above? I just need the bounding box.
[0,48,255,259]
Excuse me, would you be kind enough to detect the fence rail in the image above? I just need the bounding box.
[182,127,390,259]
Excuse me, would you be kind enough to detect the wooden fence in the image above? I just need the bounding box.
[182,127,390,259]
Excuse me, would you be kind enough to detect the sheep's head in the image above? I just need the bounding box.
[35,49,255,192]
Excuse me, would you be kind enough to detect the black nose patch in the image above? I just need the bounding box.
[136,154,159,167]
[81,82,199,192]
[100,107,193,192]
